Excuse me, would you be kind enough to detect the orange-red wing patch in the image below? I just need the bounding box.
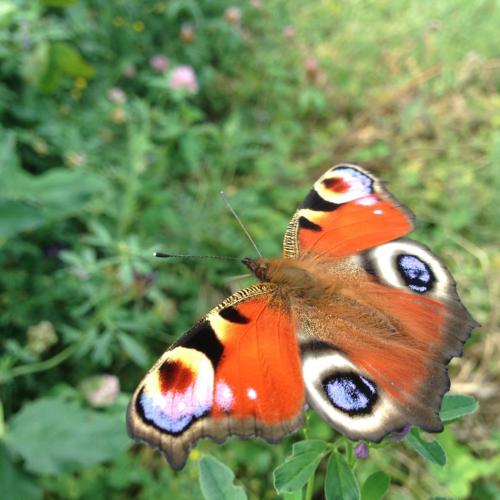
[212,298,304,424]
[283,164,415,258]
[299,195,413,257]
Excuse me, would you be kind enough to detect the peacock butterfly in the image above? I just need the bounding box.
[127,164,477,469]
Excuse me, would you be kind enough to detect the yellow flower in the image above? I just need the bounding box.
[74,77,87,90]
[113,16,125,27]
[133,20,144,32]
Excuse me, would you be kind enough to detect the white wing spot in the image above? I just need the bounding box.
[374,209,383,215]
[247,388,257,400]
[356,196,377,206]
[215,381,234,411]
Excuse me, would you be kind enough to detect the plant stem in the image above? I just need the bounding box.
[303,414,315,500]
[346,440,355,467]
[4,341,82,382]
[0,398,4,439]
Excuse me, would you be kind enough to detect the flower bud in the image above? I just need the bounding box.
[27,321,57,355]
[354,442,369,459]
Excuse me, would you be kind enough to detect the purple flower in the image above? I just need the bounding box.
[354,442,369,459]
[169,65,198,93]
[45,242,67,260]
[150,54,169,72]
[392,424,411,441]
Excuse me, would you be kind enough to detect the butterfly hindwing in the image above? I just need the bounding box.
[127,284,305,469]
[283,164,415,258]
[296,238,477,440]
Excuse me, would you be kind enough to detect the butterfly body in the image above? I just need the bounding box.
[128,164,477,469]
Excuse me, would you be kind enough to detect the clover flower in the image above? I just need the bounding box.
[107,87,127,104]
[224,6,242,26]
[81,375,120,407]
[169,65,198,93]
[150,54,169,72]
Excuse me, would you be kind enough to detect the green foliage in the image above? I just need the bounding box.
[274,440,328,493]
[324,451,360,500]
[199,456,247,500]
[4,398,129,474]
[0,0,498,498]
[0,445,42,500]
[439,394,479,423]
[360,471,390,500]
[405,428,447,466]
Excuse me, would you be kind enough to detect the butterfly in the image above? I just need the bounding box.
[127,164,477,470]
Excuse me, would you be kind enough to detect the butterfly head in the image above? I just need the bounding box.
[242,257,270,281]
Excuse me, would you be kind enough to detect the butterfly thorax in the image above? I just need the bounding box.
[242,256,353,303]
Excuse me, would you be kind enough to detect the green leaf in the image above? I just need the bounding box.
[274,440,328,493]
[0,145,107,238]
[0,200,45,240]
[51,42,94,78]
[0,1,17,27]
[0,445,42,500]
[324,451,360,500]
[361,471,390,500]
[283,491,303,500]
[4,398,130,475]
[405,428,447,466]
[440,394,478,423]
[199,455,247,500]
[42,0,79,6]
[117,332,150,368]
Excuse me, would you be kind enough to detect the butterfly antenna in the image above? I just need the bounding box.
[153,252,239,261]
[219,191,263,257]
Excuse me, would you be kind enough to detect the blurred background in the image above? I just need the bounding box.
[0,0,499,498]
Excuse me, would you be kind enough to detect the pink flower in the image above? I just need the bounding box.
[305,56,319,82]
[81,374,120,407]
[251,0,262,8]
[224,6,242,26]
[169,65,198,93]
[107,87,127,104]
[283,25,295,40]
[150,54,169,72]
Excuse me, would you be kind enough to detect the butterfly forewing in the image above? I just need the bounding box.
[283,164,415,259]
[127,283,305,469]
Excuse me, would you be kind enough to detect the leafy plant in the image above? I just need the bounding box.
[0,0,497,498]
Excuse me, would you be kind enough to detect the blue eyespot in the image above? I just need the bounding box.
[323,373,377,415]
[397,254,435,293]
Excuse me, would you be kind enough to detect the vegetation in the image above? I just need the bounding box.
[0,0,498,498]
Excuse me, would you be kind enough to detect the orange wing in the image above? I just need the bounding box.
[283,164,415,258]
[127,284,305,469]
